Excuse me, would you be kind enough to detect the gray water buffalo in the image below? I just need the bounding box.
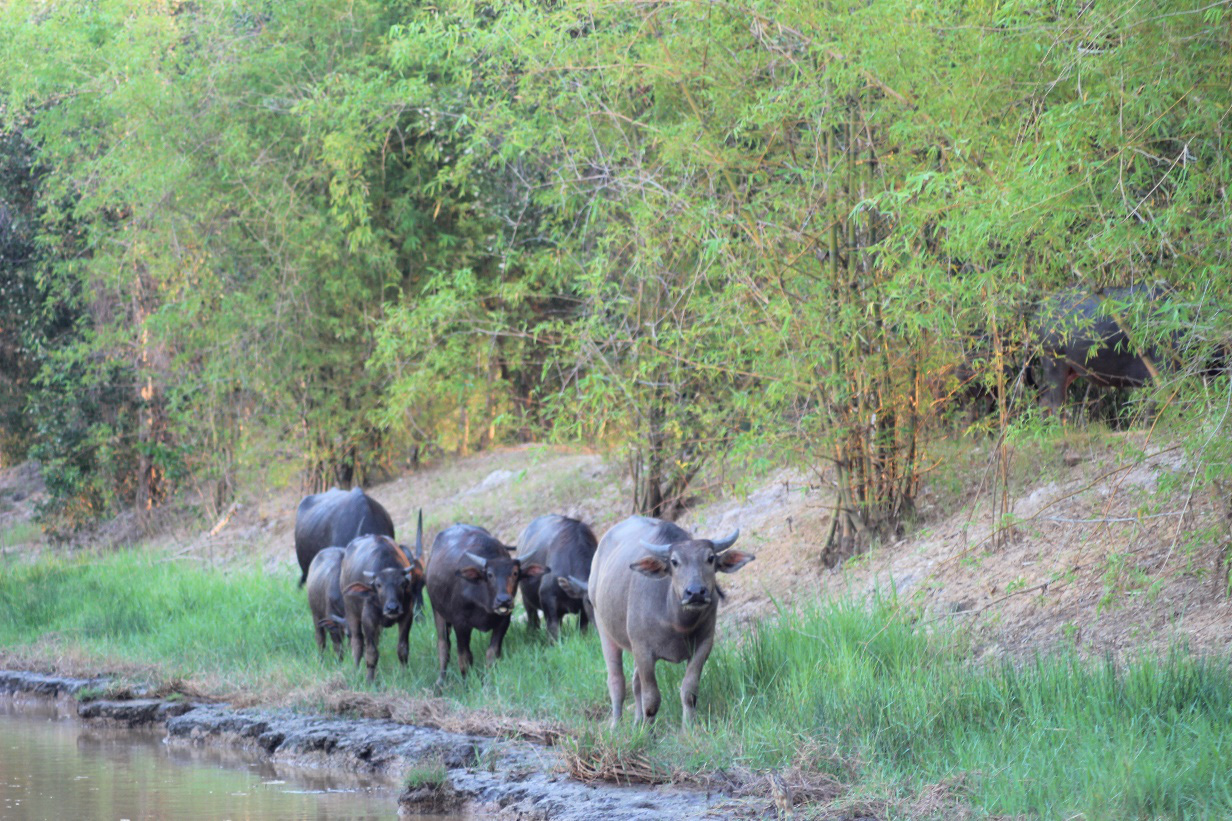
[426,524,547,688]
[306,546,350,660]
[516,515,597,642]
[589,516,754,726]
[294,487,395,586]
[1033,285,1176,415]
[339,512,425,682]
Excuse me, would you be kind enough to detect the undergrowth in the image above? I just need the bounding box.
[1,550,1230,818]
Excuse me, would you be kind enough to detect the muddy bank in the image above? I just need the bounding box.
[0,670,732,819]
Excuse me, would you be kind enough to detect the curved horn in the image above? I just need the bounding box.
[415,509,424,559]
[710,528,740,552]
[638,540,671,559]
[464,552,488,569]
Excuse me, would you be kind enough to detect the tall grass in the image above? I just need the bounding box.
[1,550,1230,818]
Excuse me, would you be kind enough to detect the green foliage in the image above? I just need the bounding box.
[1,0,1230,534]
[401,760,448,790]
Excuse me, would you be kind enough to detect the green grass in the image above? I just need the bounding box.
[2,550,1231,818]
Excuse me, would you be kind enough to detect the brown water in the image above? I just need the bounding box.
[0,700,400,820]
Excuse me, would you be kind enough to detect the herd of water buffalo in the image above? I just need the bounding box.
[284,285,1225,724]
[295,487,754,725]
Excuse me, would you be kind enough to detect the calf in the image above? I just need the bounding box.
[305,546,349,661]
[426,524,547,688]
[589,515,754,726]
[339,512,425,682]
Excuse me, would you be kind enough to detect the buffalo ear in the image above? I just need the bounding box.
[520,563,549,579]
[716,549,755,573]
[456,566,484,582]
[629,556,669,578]
[343,581,373,595]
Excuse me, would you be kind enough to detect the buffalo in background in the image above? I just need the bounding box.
[1031,285,1181,417]
[294,487,395,586]
[516,514,597,642]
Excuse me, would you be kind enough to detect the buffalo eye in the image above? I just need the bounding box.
[706,554,715,565]
[670,556,680,568]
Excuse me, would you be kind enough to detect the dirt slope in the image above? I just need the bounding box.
[6,433,1230,659]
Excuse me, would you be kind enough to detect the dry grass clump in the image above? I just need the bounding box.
[308,685,568,744]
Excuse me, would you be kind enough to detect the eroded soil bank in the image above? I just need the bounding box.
[0,670,737,820]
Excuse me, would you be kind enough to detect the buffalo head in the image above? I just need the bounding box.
[630,529,753,610]
[456,549,547,616]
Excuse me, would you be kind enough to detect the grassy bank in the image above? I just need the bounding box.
[2,549,1230,819]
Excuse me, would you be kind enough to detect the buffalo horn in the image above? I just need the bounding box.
[638,540,672,560]
[463,552,488,569]
[415,509,424,559]
[710,528,740,552]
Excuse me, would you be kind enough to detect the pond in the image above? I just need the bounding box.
[0,698,402,820]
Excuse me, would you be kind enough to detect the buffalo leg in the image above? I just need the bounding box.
[578,607,589,635]
[314,622,327,656]
[632,664,643,719]
[456,626,474,676]
[361,609,381,682]
[346,603,365,670]
[487,616,510,664]
[599,630,625,727]
[433,611,451,690]
[542,599,561,643]
[525,602,540,632]
[679,636,714,727]
[330,628,345,662]
[633,650,660,724]
[396,612,413,667]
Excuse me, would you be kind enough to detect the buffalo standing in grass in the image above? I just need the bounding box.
[294,487,395,586]
[516,515,597,642]
[339,513,426,682]
[426,524,547,688]
[306,546,350,660]
[589,515,754,726]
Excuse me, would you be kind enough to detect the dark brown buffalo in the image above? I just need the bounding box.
[338,512,425,682]
[589,515,754,726]
[426,524,547,688]
[516,515,597,642]
[306,546,349,660]
[1033,285,1176,415]
[294,487,395,586]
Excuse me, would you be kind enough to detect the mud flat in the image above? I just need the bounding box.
[0,670,730,819]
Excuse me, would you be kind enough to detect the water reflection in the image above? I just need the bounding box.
[0,698,398,820]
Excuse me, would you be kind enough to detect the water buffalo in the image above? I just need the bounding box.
[294,487,395,586]
[426,524,547,688]
[306,546,350,660]
[1033,285,1176,415]
[338,512,425,682]
[589,515,754,726]
[516,515,597,642]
